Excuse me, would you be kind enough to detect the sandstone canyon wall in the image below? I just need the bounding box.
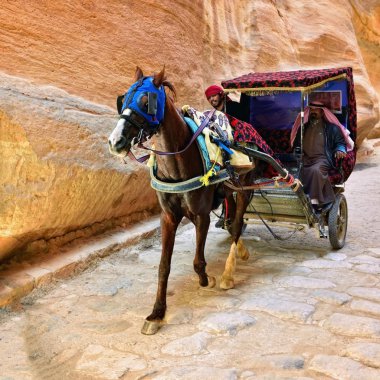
[0,0,379,261]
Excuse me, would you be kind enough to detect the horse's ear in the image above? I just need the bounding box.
[134,66,144,81]
[153,66,165,88]
[116,95,124,114]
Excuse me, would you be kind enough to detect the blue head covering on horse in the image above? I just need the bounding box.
[121,76,166,127]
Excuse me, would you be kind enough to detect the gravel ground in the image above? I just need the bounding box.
[1,146,380,380]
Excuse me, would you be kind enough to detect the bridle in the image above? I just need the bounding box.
[119,110,152,147]
[115,76,217,163]
[117,76,166,147]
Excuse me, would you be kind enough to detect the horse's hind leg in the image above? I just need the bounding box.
[193,214,216,288]
[142,212,179,335]
[220,239,249,289]
[220,191,251,289]
[220,242,237,289]
[229,190,251,261]
[236,237,249,261]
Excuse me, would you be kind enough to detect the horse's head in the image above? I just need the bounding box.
[108,67,167,157]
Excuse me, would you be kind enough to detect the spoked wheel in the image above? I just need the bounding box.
[328,194,348,249]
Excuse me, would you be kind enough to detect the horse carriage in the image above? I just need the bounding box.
[108,66,356,334]
[220,67,356,250]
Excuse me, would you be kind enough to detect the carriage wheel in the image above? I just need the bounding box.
[328,194,348,249]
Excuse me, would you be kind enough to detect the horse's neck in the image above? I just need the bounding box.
[154,101,202,180]
[155,102,188,153]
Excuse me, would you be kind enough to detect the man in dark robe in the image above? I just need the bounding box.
[293,101,348,212]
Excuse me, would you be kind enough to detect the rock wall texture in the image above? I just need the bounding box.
[0,74,159,260]
[0,0,379,260]
[351,0,380,139]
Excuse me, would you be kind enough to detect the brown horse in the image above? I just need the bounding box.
[108,67,255,334]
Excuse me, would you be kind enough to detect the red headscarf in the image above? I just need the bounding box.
[205,85,224,99]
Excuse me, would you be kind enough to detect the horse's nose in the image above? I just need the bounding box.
[109,136,127,151]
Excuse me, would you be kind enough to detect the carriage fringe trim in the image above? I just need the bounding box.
[223,74,347,96]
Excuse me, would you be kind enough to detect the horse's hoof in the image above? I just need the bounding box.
[220,276,234,290]
[237,241,250,261]
[141,320,161,335]
[239,249,250,261]
[207,276,216,288]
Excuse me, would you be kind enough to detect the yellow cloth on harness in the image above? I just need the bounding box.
[182,106,253,168]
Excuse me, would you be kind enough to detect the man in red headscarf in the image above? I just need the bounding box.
[205,85,224,109]
[204,84,254,227]
[205,85,248,121]
[291,101,353,213]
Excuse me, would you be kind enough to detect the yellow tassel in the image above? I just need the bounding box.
[199,167,216,186]
[199,147,221,186]
[199,148,220,186]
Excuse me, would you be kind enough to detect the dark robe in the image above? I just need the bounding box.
[302,120,335,205]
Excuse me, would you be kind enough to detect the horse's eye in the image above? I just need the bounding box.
[138,94,149,111]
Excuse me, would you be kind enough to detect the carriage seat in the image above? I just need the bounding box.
[328,150,356,184]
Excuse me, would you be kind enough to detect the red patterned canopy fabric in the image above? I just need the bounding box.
[221,67,357,142]
[222,67,357,183]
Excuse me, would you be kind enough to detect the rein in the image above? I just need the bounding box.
[128,109,216,163]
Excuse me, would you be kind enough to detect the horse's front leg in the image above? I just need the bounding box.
[141,211,179,335]
[221,191,251,289]
[193,214,216,288]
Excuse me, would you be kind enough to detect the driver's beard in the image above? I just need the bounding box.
[212,98,224,110]
[309,114,321,126]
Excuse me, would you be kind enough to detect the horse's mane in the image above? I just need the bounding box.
[163,80,177,102]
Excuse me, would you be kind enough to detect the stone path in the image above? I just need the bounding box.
[1,149,380,379]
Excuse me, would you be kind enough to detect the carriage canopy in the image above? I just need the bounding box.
[221,67,357,145]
